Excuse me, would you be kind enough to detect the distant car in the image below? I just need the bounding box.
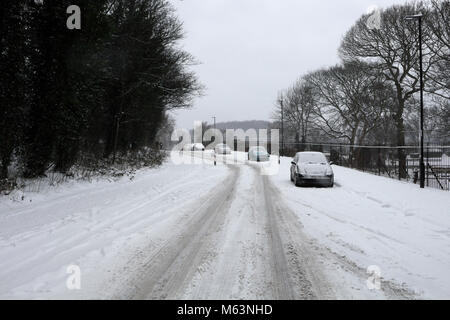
[248,146,270,162]
[182,143,194,151]
[290,152,334,187]
[192,143,205,151]
[215,143,231,154]
[182,143,205,151]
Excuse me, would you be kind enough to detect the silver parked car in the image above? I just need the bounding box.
[248,146,270,162]
[215,143,232,154]
[290,152,334,187]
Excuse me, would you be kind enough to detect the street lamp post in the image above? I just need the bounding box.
[280,96,284,158]
[405,13,425,189]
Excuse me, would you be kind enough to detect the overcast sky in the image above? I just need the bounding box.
[171,0,407,129]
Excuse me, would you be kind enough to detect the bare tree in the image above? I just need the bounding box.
[154,113,176,149]
[338,2,439,177]
[428,0,450,61]
[426,0,450,98]
[428,97,450,143]
[272,79,318,148]
[306,62,394,166]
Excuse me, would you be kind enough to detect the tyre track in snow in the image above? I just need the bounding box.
[113,160,335,299]
[108,164,240,299]
[256,164,335,299]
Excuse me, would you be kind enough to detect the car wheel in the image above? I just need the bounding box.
[293,174,300,187]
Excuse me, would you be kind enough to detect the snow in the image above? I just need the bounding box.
[0,157,229,299]
[180,164,277,299]
[271,157,450,299]
[0,151,449,299]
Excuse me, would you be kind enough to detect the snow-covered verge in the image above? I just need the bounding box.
[0,157,229,299]
[1,149,165,198]
[271,157,450,299]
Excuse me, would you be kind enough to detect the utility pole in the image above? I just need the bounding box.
[280,95,284,158]
[212,116,217,166]
[405,13,425,188]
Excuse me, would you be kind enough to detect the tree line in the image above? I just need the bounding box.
[1,0,200,180]
[273,1,449,177]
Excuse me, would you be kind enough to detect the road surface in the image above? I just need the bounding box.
[107,163,334,299]
[1,153,449,299]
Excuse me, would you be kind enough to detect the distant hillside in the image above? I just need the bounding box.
[214,120,272,131]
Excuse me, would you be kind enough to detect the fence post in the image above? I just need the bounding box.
[396,156,399,180]
[426,143,429,187]
[378,148,381,176]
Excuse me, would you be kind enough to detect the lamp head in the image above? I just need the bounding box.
[405,13,423,20]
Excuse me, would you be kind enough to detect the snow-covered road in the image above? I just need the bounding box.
[273,160,450,299]
[127,163,334,300]
[0,153,449,299]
